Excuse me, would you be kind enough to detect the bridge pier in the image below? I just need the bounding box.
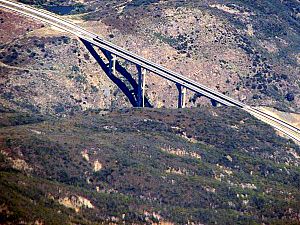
[107,52,117,76]
[176,84,186,108]
[136,65,146,107]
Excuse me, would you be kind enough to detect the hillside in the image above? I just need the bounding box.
[0,0,300,115]
[1,1,300,224]
[1,107,300,224]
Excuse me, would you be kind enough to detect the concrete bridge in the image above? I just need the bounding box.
[1,0,300,142]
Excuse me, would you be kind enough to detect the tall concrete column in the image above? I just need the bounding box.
[176,84,187,108]
[137,65,146,107]
[107,52,117,76]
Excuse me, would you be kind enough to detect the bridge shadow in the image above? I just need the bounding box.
[81,39,152,108]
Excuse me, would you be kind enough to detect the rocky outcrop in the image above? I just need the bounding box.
[58,195,94,212]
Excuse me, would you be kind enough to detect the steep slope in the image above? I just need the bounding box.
[0,0,300,115]
[1,1,300,224]
[1,107,300,224]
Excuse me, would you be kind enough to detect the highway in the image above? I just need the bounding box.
[0,0,300,143]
